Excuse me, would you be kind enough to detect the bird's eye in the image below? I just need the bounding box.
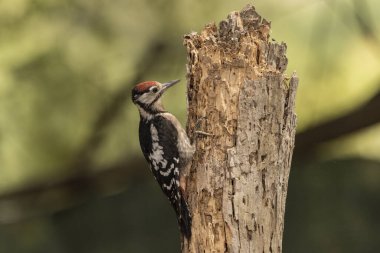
[151,87,159,93]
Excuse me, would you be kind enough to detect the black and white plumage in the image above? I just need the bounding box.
[132,79,194,238]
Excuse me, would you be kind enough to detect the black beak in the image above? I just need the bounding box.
[161,79,180,92]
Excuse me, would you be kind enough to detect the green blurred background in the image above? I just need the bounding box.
[0,0,379,252]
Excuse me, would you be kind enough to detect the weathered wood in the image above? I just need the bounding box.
[182,4,298,253]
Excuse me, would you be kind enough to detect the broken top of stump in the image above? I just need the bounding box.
[184,4,288,75]
[218,4,271,42]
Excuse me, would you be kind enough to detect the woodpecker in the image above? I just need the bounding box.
[131,79,194,238]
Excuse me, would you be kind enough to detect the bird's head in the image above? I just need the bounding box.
[132,79,180,114]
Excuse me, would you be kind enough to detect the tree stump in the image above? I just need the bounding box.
[182,4,298,253]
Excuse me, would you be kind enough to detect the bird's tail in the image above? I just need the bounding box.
[169,187,192,239]
[177,193,192,239]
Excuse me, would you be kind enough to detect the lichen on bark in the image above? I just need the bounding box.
[183,5,298,253]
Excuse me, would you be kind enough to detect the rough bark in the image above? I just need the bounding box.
[182,5,298,253]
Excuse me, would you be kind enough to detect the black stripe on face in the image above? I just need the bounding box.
[147,92,163,108]
[136,100,152,113]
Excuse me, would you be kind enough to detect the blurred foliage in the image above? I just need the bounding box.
[0,0,380,252]
[285,158,380,253]
[0,180,180,253]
